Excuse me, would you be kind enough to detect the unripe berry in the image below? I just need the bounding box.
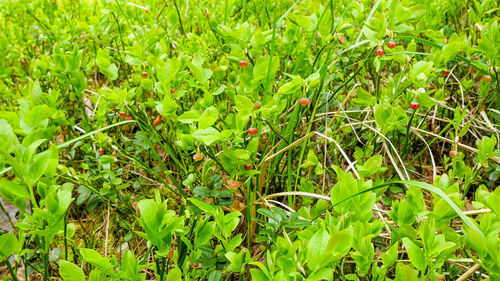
[410,102,420,110]
[193,153,204,161]
[387,41,396,48]
[298,98,311,106]
[248,128,258,135]
[227,180,240,189]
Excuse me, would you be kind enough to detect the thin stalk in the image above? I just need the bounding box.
[407,122,452,166]
[64,211,68,260]
[5,261,20,281]
[403,108,417,157]
[172,0,185,35]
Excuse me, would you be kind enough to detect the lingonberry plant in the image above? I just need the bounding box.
[0,0,499,280]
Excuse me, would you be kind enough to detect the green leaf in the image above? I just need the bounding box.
[395,262,419,281]
[96,49,118,81]
[198,106,219,129]
[195,220,215,247]
[327,227,353,260]
[188,198,215,213]
[0,119,19,154]
[363,12,387,41]
[178,111,201,124]
[476,185,500,218]
[277,75,304,95]
[192,127,220,145]
[380,242,399,268]
[357,155,387,178]
[234,95,253,120]
[250,268,270,281]
[0,232,20,260]
[26,149,52,186]
[0,179,29,199]
[58,260,86,281]
[79,248,113,273]
[402,238,426,271]
[476,136,497,164]
[308,228,331,270]
[166,267,182,281]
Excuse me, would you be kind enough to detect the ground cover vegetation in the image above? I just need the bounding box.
[0,0,499,280]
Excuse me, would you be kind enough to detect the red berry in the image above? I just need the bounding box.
[196,26,200,32]
[449,150,458,158]
[203,12,207,16]
[98,149,104,155]
[170,89,177,93]
[141,72,148,78]
[119,112,127,118]
[61,131,68,136]
[248,128,258,135]
[111,152,117,157]
[376,48,384,56]
[193,153,204,161]
[145,9,149,13]
[338,37,345,44]
[482,75,492,82]
[253,102,261,110]
[387,41,396,49]
[441,70,450,76]
[227,180,240,189]
[126,116,133,120]
[410,102,420,110]
[298,98,311,106]
[239,61,248,68]
[21,60,26,65]
[244,165,251,171]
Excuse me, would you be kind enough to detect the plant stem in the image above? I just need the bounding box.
[5,260,20,281]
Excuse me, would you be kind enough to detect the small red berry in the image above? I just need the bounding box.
[441,70,450,76]
[449,150,458,158]
[387,41,396,49]
[298,98,311,106]
[227,180,240,189]
[203,12,207,16]
[141,72,148,78]
[244,165,251,171]
[193,153,204,161]
[98,149,104,155]
[248,128,258,135]
[21,60,26,65]
[196,26,200,32]
[61,131,68,136]
[338,37,345,44]
[170,89,177,93]
[111,152,117,157]
[253,102,261,110]
[119,112,127,118]
[126,116,133,121]
[376,48,384,56]
[239,61,248,68]
[145,9,149,13]
[482,75,492,82]
[410,102,420,110]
